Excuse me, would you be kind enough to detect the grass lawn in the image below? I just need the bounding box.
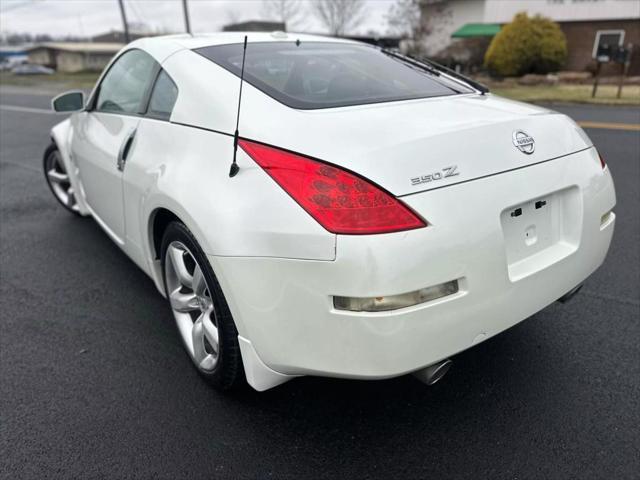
[0,71,100,90]
[491,84,640,106]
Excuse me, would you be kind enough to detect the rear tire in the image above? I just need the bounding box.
[161,221,244,390]
[43,143,81,215]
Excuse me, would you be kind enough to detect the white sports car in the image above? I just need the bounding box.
[45,33,616,391]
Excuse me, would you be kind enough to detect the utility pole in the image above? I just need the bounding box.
[182,0,191,34]
[117,0,130,43]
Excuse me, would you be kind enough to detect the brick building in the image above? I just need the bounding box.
[560,19,639,74]
[421,0,640,74]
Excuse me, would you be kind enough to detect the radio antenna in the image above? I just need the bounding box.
[229,35,248,178]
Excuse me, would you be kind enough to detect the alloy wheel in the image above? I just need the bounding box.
[164,241,220,372]
[45,150,79,212]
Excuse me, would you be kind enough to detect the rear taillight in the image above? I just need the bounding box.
[598,152,606,169]
[239,140,427,235]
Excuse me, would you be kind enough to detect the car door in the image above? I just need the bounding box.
[72,49,158,245]
[121,68,180,270]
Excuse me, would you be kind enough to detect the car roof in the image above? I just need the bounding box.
[130,31,358,53]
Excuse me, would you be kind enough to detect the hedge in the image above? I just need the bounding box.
[484,13,568,77]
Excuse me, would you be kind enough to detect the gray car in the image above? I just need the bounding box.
[12,64,54,75]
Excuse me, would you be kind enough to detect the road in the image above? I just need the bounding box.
[1,87,639,479]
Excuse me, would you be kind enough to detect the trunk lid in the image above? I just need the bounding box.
[243,93,591,196]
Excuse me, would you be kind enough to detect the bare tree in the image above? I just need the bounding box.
[311,0,366,36]
[386,0,422,38]
[261,0,305,30]
[386,0,451,57]
[386,0,426,55]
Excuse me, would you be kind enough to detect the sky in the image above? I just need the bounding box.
[0,0,398,38]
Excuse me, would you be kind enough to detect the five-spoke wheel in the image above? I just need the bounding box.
[43,145,79,214]
[164,241,220,372]
[161,221,243,389]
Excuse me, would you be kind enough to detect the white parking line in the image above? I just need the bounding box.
[0,104,54,114]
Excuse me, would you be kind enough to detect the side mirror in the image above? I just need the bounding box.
[52,91,85,112]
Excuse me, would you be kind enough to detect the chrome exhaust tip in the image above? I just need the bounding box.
[412,359,452,386]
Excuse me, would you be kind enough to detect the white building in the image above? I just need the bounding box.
[421,0,640,73]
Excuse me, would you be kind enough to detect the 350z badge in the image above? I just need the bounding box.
[410,165,460,186]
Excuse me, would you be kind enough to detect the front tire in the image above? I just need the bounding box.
[161,221,244,390]
[43,143,81,215]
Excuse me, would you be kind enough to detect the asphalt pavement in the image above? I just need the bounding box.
[1,86,639,479]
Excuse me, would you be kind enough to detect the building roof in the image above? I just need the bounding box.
[223,21,286,32]
[26,42,124,53]
[451,23,500,38]
[0,45,31,53]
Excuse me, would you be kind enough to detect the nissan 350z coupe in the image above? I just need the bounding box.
[44,33,616,391]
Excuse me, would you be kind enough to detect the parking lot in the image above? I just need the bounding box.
[1,86,638,479]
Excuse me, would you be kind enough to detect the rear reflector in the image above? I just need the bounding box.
[239,139,426,234]
[334,280,459,312]
[598,152,606,169]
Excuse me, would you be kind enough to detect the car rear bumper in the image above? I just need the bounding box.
[210,147,616,380]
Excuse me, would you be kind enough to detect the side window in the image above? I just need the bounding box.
[147,70,178,120]
[96,50,157,114]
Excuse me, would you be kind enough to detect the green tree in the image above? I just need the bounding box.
[484,12,567,76]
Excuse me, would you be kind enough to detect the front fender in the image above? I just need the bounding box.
[50,117,90,215]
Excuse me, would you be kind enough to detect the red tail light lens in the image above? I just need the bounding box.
[239,140,427,235]
[598,152,606,169]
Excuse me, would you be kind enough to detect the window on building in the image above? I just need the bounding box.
[593,30,625,60]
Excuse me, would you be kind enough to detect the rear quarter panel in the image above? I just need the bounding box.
[122,119,336,278]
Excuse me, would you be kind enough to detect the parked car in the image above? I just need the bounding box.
[0,57,27,71]
[44,33,616,392]
[12,63,54,75]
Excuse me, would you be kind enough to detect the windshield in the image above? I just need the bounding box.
[195,42,469,109]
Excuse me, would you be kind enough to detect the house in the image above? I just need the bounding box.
[26,42,123,72]
[421,0,640,74]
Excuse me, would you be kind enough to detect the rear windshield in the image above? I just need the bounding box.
[195,42,466,109]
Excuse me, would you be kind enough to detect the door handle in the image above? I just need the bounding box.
[117,128,137,172]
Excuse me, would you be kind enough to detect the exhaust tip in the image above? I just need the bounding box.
[558,284,583,304]
[412,359,452,386]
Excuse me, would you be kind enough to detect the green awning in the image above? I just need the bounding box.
[451,23,500,38]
